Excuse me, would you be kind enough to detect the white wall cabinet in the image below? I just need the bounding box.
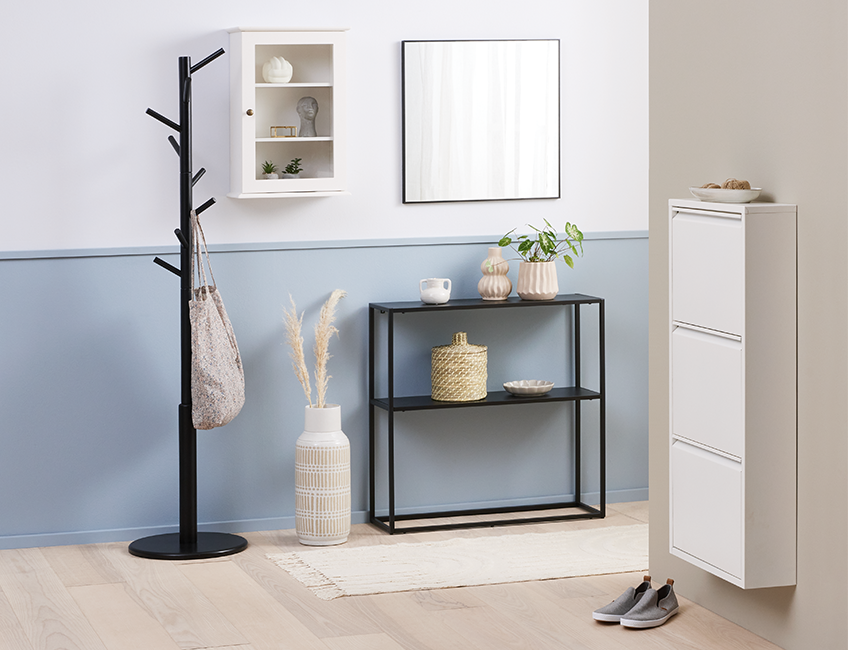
[228,28,347,198]
[669,199,796,589]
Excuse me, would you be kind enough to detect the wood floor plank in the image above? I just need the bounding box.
[342,592,486,650]
[230,538,382,639]
[178,560,328,650]
[0,581,34,650]
[98,544,247,649]
[40,543,121,588]
[0,548,107,650]
[470,580,633,650]
[69,583,181,650]
[320,632,406,650]
[435,600,569,650]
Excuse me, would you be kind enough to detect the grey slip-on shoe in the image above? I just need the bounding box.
[620,578,679,629]
[592,575,653,622]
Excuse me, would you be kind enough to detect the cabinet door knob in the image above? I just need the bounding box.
[246,109,254,116]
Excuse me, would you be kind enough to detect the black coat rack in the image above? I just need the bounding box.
[129,49,248,560]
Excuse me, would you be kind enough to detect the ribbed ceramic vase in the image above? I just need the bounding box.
[517,261,558,300]
[295,404,351,546]
[478,247,512,300]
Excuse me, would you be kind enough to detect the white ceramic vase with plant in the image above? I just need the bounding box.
[284,289,350,546]
[261,160,279,180]
[281,157,303,179]
[498,220,584,300]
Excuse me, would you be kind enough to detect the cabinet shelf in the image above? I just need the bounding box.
[372,387,601,412]
[255,136,334,143]
[255,82,333,88]
[369,294,605,534]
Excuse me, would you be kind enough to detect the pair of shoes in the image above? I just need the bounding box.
[592,575,652,622]
[593,577,679,629]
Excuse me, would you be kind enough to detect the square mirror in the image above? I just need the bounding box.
[402,39,560,203]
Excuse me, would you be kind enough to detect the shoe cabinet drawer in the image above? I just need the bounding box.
[671,211,743,336]
[671,440,742,579]
[671,325,743,458]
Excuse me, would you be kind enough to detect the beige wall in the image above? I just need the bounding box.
[648,2,848,648]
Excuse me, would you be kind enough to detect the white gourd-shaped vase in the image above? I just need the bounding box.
[295,404,351,545]
[517,261,559,300]
[478,247,512,300]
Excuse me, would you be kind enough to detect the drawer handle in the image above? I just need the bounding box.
[673,321,741,342]
[673,208,742,220]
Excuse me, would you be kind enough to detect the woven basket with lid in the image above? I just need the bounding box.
[431,332,487,402]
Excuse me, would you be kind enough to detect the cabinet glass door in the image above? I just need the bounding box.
[230,30,347,197]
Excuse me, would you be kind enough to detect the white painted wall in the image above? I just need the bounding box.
[0,0,647,252]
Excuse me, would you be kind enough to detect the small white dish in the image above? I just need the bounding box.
[503,380,554,396]
[689,187,762,203]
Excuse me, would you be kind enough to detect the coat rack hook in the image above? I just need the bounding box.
[191,48,225,74]
[153,256,181,277]
[146,108,180,132]
[169,136,180,156]
[195,197,215,215]
[192,168,206,187]
[174,228,189,250]
[182,77,191,104]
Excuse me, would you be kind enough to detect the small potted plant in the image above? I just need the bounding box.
[498,220,584,300]
[261,160,279,180]
[281,157,303,179]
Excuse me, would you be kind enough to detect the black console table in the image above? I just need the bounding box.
[368,294,605,534]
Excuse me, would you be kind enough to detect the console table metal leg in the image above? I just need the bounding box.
[368,307,376,523]
[574,304,582,504]
[387,311,396,533]
[599,299,606,515]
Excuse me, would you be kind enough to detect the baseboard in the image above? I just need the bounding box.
[0,488,648,550]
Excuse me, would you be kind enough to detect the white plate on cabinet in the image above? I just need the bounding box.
[689,187,761,203]
[503,380,554,396]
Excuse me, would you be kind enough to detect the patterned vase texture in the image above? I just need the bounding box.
[517,261,558,300]
[295,404,351,546]
[478,246,512,300]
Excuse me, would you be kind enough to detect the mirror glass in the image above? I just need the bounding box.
[402,39,560,203]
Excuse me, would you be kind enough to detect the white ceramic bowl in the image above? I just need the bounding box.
[689,187,762,203]
[503,380,554,396]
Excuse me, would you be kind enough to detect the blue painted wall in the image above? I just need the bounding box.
[0,233,647,548]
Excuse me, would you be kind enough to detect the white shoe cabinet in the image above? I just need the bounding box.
[228,28,347,198]
[668,199,796,589]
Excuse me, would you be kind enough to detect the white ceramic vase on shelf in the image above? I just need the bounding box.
[478,247,512,300]
[295,404,351,546]
[517,261,558,300]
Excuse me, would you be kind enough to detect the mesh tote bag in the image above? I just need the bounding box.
[189,210,245,429]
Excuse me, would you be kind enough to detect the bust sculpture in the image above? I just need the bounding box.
[296,97,319,137]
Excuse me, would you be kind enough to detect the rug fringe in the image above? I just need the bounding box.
[268,552,345,600]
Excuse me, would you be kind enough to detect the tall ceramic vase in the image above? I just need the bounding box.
[295,404,351,545]
[517,261,558,300]
[478,247,512,300]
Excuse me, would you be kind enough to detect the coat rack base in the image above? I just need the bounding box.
[128,532,248,560]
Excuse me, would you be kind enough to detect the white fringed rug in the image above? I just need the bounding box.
[267,523,648,600]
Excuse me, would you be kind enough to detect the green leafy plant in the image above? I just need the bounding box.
[498,220,584,268]
[261,160,278,174]
[284,157,303,175]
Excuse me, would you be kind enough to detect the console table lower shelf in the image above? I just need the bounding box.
[368,295,606,534]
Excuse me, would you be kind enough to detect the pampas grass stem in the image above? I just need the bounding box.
[314,289,346,408]
[284,295,312,407]
[284,289,346,409]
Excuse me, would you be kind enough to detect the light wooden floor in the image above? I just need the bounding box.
[0,502,782,650]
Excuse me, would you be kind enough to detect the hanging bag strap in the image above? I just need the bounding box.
[189,210,217,299]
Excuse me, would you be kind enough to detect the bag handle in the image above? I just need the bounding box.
[190,210,217,300]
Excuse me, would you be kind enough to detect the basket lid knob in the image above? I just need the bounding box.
[451,332,468,345]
